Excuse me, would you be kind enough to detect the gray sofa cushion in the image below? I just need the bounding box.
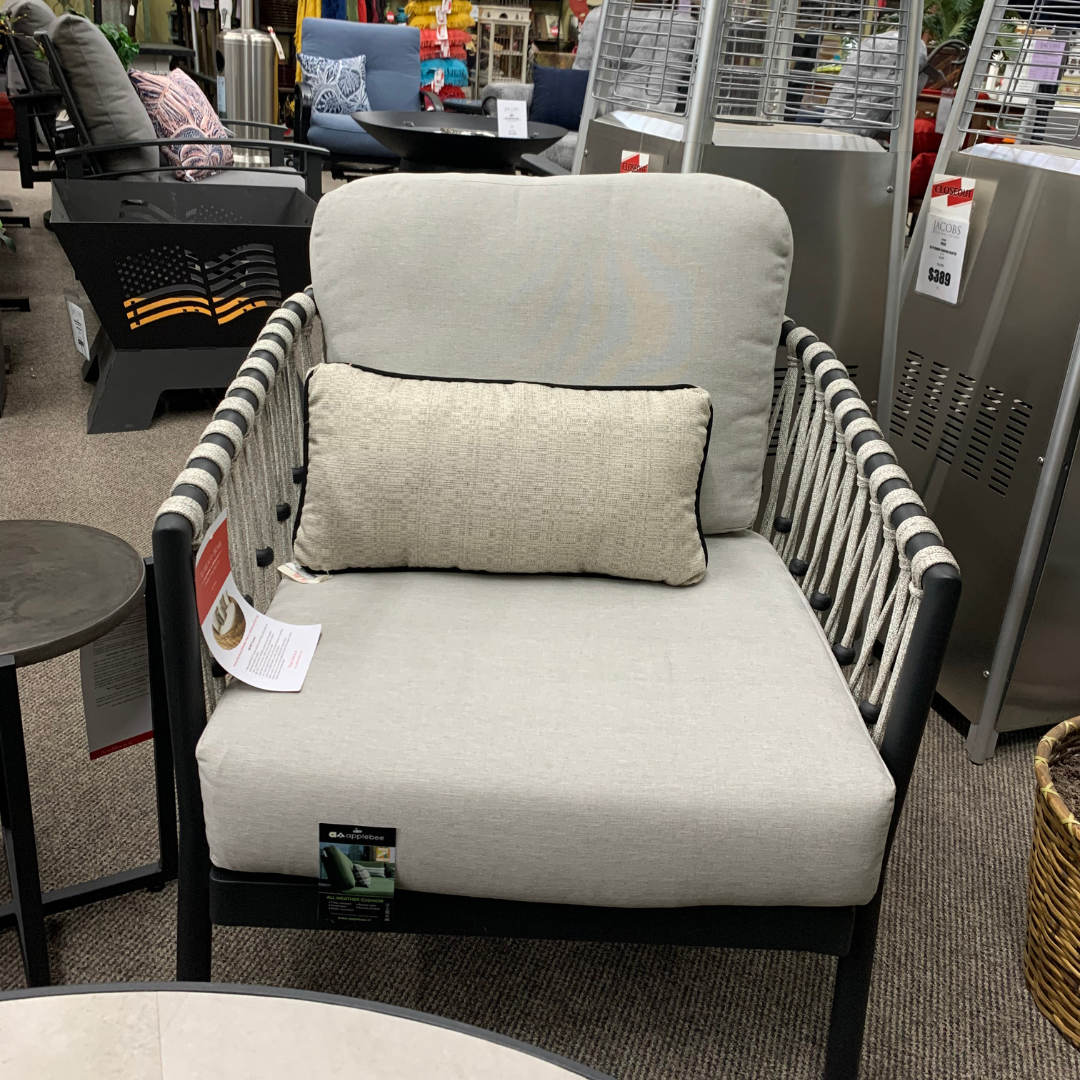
[293,364,712,586]
[2,0,55,90]
[197,529,895,908]
[47,14,159,179]
[310,173,792,534]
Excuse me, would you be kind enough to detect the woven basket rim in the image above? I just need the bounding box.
[1035,717,1080,845]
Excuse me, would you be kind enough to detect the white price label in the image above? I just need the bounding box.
[436,22,448,40]
[67,300,90,360]
[935,90,954,135]
[915,175,975,306]
[268,26,286,61]
[435,6,447,24]
[497,99,527,139]
[432,66,445,91]
[216,75,226,115]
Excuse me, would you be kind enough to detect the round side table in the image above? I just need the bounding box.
[0,982,614,1079]
[0,521,178,987]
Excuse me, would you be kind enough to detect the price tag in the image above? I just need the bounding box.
[935,89,954,135]
[435,6,447,25]
[497,98,527,139]
[620,150,650,173]
[436,22,448,40]
[441,0,453,11]
[441,41,450,56]
[66,298,90,360]
[216,75,227,115]
[432,66,445,91]
[267,26,286,61]
[915,174,975,306]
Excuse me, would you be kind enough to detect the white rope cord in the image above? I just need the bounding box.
[154,291,322,714]
[755,324,958,742]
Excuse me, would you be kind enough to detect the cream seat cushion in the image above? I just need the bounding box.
[198,530,895,908]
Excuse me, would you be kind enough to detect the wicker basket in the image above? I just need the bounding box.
[1027,718,1080,1046]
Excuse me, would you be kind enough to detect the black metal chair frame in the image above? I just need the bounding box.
[152,304,961,1080]
[37,31,327,200]
[4,28,65,190]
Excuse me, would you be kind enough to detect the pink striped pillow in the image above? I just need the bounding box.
[129,68,233,182]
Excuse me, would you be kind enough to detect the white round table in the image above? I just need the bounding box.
[0,983,610,1079]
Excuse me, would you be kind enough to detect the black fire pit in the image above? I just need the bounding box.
[352,110,566,172]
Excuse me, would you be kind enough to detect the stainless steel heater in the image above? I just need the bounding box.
[893,0,1080,762]
[574,0,923,417]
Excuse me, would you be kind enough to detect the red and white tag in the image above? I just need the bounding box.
[441,0,453,11]
[916,174,976,306]
[441,41,450,56]
[620,150,650,173]
[436,22,448,40]
[929,174,975,218]
[432,66,446,91]
[435,6,447,25]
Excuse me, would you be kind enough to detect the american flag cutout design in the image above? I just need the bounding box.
[119,244,282,330]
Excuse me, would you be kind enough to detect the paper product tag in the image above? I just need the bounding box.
[935,89,954,135]
[436,22,448,40]
[129,3,135,15]
[620,150,650,173]
[268,27,286,61]
[66,298,90,360]
[441,0,453,11]
[319,824,396,927]
[216,75,227,115]
[441,41,450,57]
[432,66,445,91]
[471,4,478,17]
[915,175,975,306]
[436,6,447,25]
[497,98,527,138]
[278,561,330,584]
[195,513,321,692]
[80,600,153,759]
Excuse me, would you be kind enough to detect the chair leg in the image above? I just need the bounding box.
[823,894,882,1080]
[175,827,213,981]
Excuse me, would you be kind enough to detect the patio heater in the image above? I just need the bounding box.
[891,0,1080,761]
[573,0,923,423]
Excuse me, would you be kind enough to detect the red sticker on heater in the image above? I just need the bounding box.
[620,151,649,173]
[931,177,974,207]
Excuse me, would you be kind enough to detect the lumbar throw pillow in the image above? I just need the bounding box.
[129,67,233,181]
[293,365,713,587]
[297,52,371,115]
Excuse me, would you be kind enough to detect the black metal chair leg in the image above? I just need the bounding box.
[0,656,51,986]
[823,893,882,1080]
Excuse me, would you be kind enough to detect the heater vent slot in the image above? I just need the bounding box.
[891,351,922,438]
[962,384,1004,482]
[936,372,976,465]
[988,398,1033,496]
[913,359,949,450]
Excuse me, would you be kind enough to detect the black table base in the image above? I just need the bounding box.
[0,558,177,986]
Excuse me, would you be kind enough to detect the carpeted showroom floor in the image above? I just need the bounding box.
[0,165,1075,1080]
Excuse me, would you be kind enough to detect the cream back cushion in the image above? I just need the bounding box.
[309,172,792,534]
[292,365,712,587]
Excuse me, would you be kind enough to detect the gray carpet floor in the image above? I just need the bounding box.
[0,166,1076,1079]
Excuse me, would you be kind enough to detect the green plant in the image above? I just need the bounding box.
[98,20,140,68]
[923,0,987,46]
[0,224,15,253]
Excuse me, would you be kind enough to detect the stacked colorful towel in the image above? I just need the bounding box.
[410,0,475,99]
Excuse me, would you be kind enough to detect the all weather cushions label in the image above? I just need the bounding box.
[293,364,713,586]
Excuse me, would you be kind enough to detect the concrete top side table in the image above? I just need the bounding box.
[0,521,177,987]
[0,983,614,1080]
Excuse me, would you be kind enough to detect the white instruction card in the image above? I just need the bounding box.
[66,298,90,361]
[497,99,527,139]
[195,513,321,692]
[80,600,153,759]
[915,175,975,306]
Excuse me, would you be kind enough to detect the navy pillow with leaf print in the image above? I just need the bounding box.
[298,53,372,115]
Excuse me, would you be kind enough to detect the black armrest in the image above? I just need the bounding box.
[519,152,568,177]
[419,89,444,111]
[443,97,486,115]
[294,81,313,145]
[55,137,328,160]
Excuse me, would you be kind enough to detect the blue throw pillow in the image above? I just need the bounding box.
[529,66,589,131]
[298,53,372,115]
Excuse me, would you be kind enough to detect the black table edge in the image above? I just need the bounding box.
[0,981,614,1079]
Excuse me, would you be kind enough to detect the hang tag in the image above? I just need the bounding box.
[432,66,445,91]
[319,824,397,926]
[128,3,135,14]
[195,513,321,692]
[497,98,527,138]
[278,561,330,584]
[267,26,286,61]
[440,41,449,57]
[66,298,90,360]
[436,22,448,40]
[620,150,650,173]
[80,600,153,759]
[935,89,954,135]
[471,4,478,17]
[435,6,447,25]
[915,175,975,306]
[441,0,453,11]
[216,74,226,115]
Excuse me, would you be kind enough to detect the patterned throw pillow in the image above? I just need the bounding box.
[129,68,233,182]
[297,53,372,115]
